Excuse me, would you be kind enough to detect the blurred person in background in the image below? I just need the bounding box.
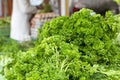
[72,0,119,15]
[10,0,42,42]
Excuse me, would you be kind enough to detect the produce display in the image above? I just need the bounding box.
[1,8,120,80]
[0,18,35,80]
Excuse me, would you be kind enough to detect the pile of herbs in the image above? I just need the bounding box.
[1,8,120,80]
[0,18,35,80]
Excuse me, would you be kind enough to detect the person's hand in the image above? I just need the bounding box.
[31,18,35,28]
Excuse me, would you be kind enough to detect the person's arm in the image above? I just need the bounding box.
[17,0,37,14]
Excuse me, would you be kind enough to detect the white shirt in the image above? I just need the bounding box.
[10,0,37,42]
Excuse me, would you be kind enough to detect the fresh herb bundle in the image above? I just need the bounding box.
[1,8,120,80]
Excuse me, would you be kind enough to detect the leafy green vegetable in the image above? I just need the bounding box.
[1,8,120,80]
[37,8,120,65]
